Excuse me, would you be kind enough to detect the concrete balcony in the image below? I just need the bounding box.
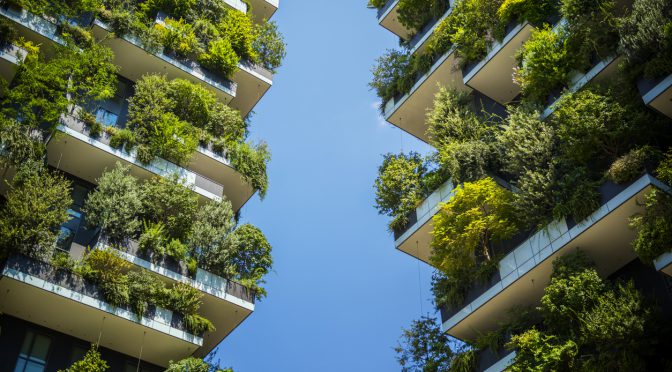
[0,5,65,54]
[441,174,669,340]
[639,74,672,119]
[383,48,470,143]
[248,0,279,22]
[153,12,272,117]
[376,0,413,39]
[393,180,457,264]
[0,254,202,367]
[540,54,621,120]
[93,237,254,357]
[0,42,26,82]
[46,112,254,212]
[654,251,672,277]
[91,20,237,106]
[463,22,534,105]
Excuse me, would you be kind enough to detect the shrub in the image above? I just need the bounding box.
[166,358,215,372]
[552,166,600,222]
[225,224,273,298]
[108,128,136,151]
[206,102,247,143]
[252,21,286,73]
[0,18,18,45]
[497,0,559,25]
[164,282,202,315]
[619,0,672,78]
[218,9,256,61]
[443,0,504,64]
[184,313,215,335]
[228,141,271,198]
[0,114,46,167]
[51,251,77,271]
[139,221,167,256]
[607,146,661,184]
[396,0,450,31]
[190,199,236,270]
[561,0,619,69]
[437,140,492,183]
[82,249,131,307]
[657,149,672,185]
[128,269,163,319]
[0,161,72,260]
[369,49,411,105]
[630,189,672,264]
[514,25,572,104]
[157,17,201,58]
[84,163,143,242]
[141,175,198,241]
[426,88,494,147]
[374,152,447,231]
[58,345,108,372]
[430,178,519,307]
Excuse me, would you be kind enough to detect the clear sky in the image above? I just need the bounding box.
[216,1,437,370]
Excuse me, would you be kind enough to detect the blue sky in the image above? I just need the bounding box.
[215,1,437,370]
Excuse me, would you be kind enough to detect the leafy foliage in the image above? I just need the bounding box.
[141,174,198,241]
[430,178,519,307]
[58,344,108,372]
[630,189,672,264]
[84,163,143,242]
[607,146,661,184]
[374,152,448,231]
[396,0,450,31]
[395,316,455,372]
[497,0,559,25]
[253,21,286,73]
[619,0,672,78]
[0,161,72,260]
[166,357,233,372]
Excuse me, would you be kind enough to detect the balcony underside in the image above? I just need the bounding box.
[395,180,456,264]
[0,6,63,56]
[248,0,279,22]
[377,0,413,39]
[384,50,470,143]
[443,175,661,341]
[105,243,254,356]
[230,63,273,118]
[0,44,25,82]
[641,74,672,120]
[91,22,236,105]
[0,264,199,367]
[464,23,533,105]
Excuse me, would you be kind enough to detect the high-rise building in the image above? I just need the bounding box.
[369,0,672,370]
[0,0,283,370]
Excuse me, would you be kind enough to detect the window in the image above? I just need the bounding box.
[14,331,51,372]
[95,108,119,127]
[56,209,82,252]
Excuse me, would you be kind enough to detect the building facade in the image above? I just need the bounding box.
[0,0,282,370]
[369,0,672,370]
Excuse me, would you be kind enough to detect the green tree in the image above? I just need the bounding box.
[226,224,273,298]
[0,161,72,260]
[190,198,236,270]
[58,344,108,372]
[253,21,286,73]
[619,0,672,78]
[84,163,143,242]
[629,188,672,264]
[228,140,271,198]
[395,316,455,372]
[141,174,198,241]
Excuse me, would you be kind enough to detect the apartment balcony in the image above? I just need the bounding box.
[654,251,672,277]
[638,74,672,119]
[0,42,26,82]
[541,54,621,120]
[376,0,413,39]
[0,5,65,53]
[462,22,534,105]
[46,112,255,212]
[393,180,456,264]
[0,254,202,367]
[153,12,273,117]
[92,237,254,357]
[248,0,279,22]
[383,48,470,143]
[440,173,668,340]
[91,20,237,106]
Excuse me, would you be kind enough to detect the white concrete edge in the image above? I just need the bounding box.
[463,22,529,84]
[2,266,203,345]
[484,351,516,372]
[642,74,672,105]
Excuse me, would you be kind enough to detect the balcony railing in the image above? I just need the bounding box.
[95,235,256,305]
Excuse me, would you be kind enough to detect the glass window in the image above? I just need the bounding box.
[95,108,119,127]
[56,209,82,252]
[14,331,51,372]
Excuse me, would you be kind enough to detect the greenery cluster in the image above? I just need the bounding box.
[54,247,215,335]
[100,74,269,196]
[58,344,108,372]
[373,152,448,231]
[430,177,518,308]
[96,0,285,76]
[507,251,672,370]
[0,161,72,260]
[619,0,672,78]
[83,164,273,297]
[395,316,456,371]
[369,0,558,104]
[166,357,234,372]
[515,0,620,103]
[367,0,450,33]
